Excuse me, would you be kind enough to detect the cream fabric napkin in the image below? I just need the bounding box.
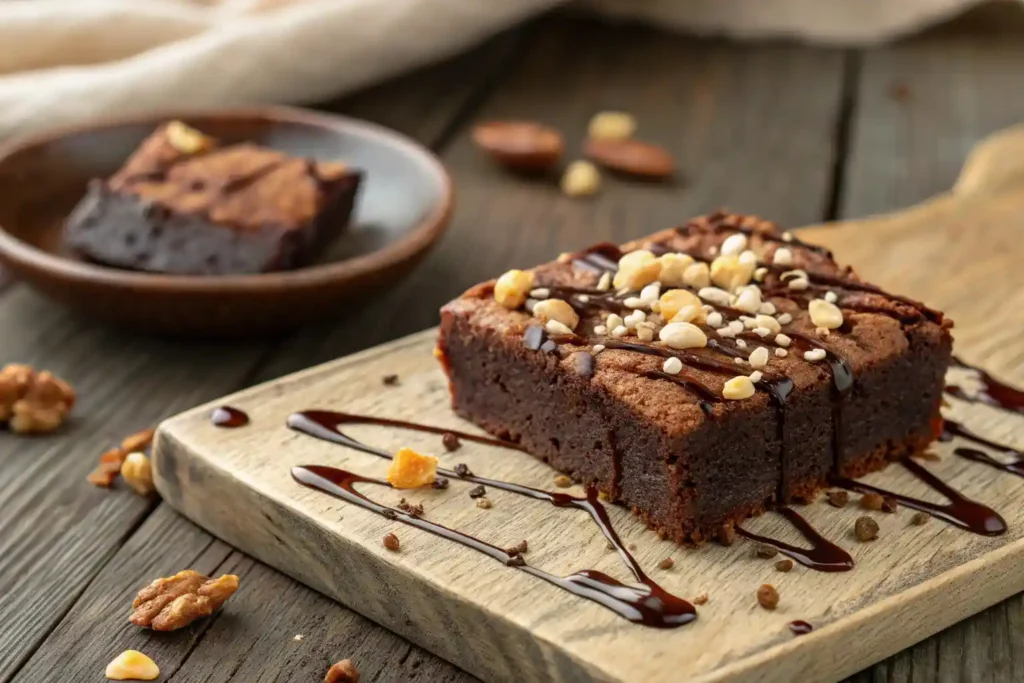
[0,0,1001,140]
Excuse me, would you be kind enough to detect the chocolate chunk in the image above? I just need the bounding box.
[468,485,487,499]
[382,374,399,386]
[854,516,880,541]
[454,463,473,477]
[442,432,462,452]
[774,559,794,573]
[754,544,778,559]
[506,540,529,555]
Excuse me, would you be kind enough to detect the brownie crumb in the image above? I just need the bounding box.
[910,512,930,526]
[757,584,779,610]
[754,544,778,559]
[826,490,849,508]
[506,540,529,555]
[397,498,423,517]
[859,492,884,511]
[325,659,360,683]
[476,497,493,509]
[454,463,473,477]
[628,543,637,551]
[606,541,615,550]
[693,593,709,606]
[468,485,487,499]
[432,478,450,490]
[881,497,899,514]
[775,559,794,573]
[553,474,573,488]
[382,533,400,551]
[382,374,399,386]
[719,524,737,546]
[658,557,674,570]
[854,516,880,541]
[442,432,461,452]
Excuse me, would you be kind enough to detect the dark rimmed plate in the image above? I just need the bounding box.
[0,107,452,336]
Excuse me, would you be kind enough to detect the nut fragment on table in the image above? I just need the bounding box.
[164,120,214,155]
[88,427,156,489]
[105,650,160,681]
[587,111,637,142]
[472,120,564,173]
[386,447,438,489]
[130,569,239,631]
[325,659,360,683]
[560,160,601,198]
[0,364,75,435]
[121,452,155,496]
[583,137,675,179]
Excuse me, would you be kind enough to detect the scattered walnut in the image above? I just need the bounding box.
[105,650,160,681]
[325,659,360,683]
[860,492,884,510]
[757,584,779,610]
[0,364,75,435]
[754,544,778,559]
[130,570,239,631]
[553,475,572,488]
[658,557,674,570]
[121,453,155,496]
[826,490,849,508]
[442,432,461,452]
[910,512,930,526]
[383,533,400,551]
[775,559,794,573]
[88,428,156,489]
[693,593,709,606]
[386,448,438,489]
[854,516,880,542]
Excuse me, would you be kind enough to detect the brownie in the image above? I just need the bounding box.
[65,121,361,275]
[436,211,952,544]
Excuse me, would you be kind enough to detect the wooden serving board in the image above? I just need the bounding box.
[153,125,1024,683]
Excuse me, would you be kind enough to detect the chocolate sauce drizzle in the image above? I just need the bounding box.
[788,620,814,635]
[287,410,696,629]
[211,406,250,428]
[736,507,853,572]
[941,419,1024,478]
[947,356,1024,415]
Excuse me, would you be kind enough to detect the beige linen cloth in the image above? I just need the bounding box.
[0,0,1001,140]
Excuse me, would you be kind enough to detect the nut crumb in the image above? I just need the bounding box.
[293,634,304,641]
[881,497,898,513]
[105,650,159,681]
[658,557,674,570]
[859,492,884,511]
[468,485,487,499]
[454,463,473,478]
[397,499,424,517]
[383,533,400,551]
[826,490,849,508]
[718,523,737,546]
[693,593,709,606]
[754,544,778,559]
[628,543,637,551]
[757,584,779,610]
[553,475,572,488]
[506,540,529,555]
[442,432,461,452]
[325,659,360,683]
[775,559,794,573]
[476,497,493,509]
[910,512,930,526]
[130,570,239,631]
[382,374,399,386]
[854,516,880,542]
[606,541,615,550]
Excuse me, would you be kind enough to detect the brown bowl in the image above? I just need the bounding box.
[0,107,452,336]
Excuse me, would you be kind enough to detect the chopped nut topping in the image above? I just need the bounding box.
[386,448,438,489]
[757,584,779,610]
[592,344,606,354]
[775,559,794,572]
[130,570,239,631]
[710,255,755,292]
[693,592,709,605]
[803,348,827,362]
[748,370,763,383]
[826,490,849,508]
[748,347,770,370]
[588,111,636,141]
[553,474,572,488]
[697,286,731,307]
[442,432,461,452]
[657,253,695,287]
[809,299,844,329]
[754,314,781,334]
[859,492,884,510]
[706,311,723,327]
[854,516,880,541]
[659,289,703,323]
[561,160,601,197]
[736,339,748,349]
[530,288,551,300]
[325,659,360,683]
[788,278,810,291]
[775,333,792,348]
[105,650,160,681]
[636,326,655,342]
[720,233,748,256]
[775,348,788,358]
[597,272,612,291]
[777,312,793,325]
[545,320,574,335]
[476,497,493,509]
[659,322,707,350]
[663,357,683,375]
[825,291,839,303]
[613,250,661,290]
[759,302,777,315]
[772,247,793,266]
[534,298,579,331]
[723,376,756,400]
[121,453,155,496]
[610,325,628,338]
[383,533,400,551]
[658,557,675,570]
[494,269,535,309]
[734,286,762,314]
[0,364,76,435]
[682,262,711,288]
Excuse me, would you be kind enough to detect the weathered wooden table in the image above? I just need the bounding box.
[3,9,1024,682]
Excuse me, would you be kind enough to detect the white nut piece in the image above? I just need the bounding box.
[637,326,655,342]
[755,314,781,334]
[728,320,745,335]
[733,286,762,314]
[545,319,574,336]
[681,262,711,288]
[657,253,695,287]
[606,313,624,330]
[710,254,755,292]
[623,296,646,309]
[588,111,637,141]
[561,160,601,198]
[777,312,793,325]
[613,250,662,290]
[662,357,683,375]
[697,287,732,307]
[659,289,704,322]
[719,233,748,256]
[165,121,211,155]
[759,302,776,315]
[804,348,827,362]
[671,304,703,324]
[723,375,756,400]
[530,288,550,299]
[706,311,723,327]
[788,277,810,291]
[106,650,160,681]
[772,247,793,266]
[808,298,843,329]
[738,249,759,268]
[749,370,764,383]
[775,347,789,358]
[659,322,708,350]
[494,269,535,309]
[597,272,612,291]
[748,346,770,370]
[593,325,607,335]
[640,282,661,304]
[533,298,580,330]
[775,333,792,347]
[825,291,839,303]
[611,325,628,338]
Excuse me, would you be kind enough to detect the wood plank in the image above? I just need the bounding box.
[0,36,513,681]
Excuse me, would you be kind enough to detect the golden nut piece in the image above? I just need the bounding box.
[613,250,661,290]
[121,452,155,496]
[723,376,756,400]
[532,298,579,331]
[130,569,239,631]
[164,120,213,155]
[658,290,704,324]
[0,364,75,435]
[493,269,535,309]
[808,298,844,329]
[587,111,637,142]
[560,160,601,198]
[386,447,438,489]
[105,650,160,681]
[325,659,361,683]
[656,253,695,287]
[710,254,756,292]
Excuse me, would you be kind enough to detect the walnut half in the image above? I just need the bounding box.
[130,570,239,631]
[0,364,75,434]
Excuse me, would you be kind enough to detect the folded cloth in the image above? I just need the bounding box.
[0,0,1001,141]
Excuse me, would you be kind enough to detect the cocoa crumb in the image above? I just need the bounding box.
[506,540,529,555]
[719,524,737,546]
[553,474,572,488]
[476,497,493,509]
[468,485,487,499]
[693,593,709,606]
[606,541,615,550]
[628,543,637,551]
[454,463,473,478]
[775,559,794,573]
[881,497,898,514]
[658,557,674,570]
[754,544,777,559]
[382,374,399,386]
[383,533,400,551]
[432,478,450,490]
[854,516,880,541]
[756,584,779,610]
[859,492,884,510]
[826,490,849,508]
[325,659,360,683]
[442,432,461,452]
[910,512,930,526]
[397,499,423,517]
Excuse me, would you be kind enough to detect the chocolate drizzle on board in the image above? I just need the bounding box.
[788,620,814,636]
[736,507,854,572]
[287,410,696,629]
[941,418,1024,478]
[947,356,1024,415]
[211,406,250,428]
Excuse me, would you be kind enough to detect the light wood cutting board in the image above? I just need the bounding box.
[153,125,1024,683]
